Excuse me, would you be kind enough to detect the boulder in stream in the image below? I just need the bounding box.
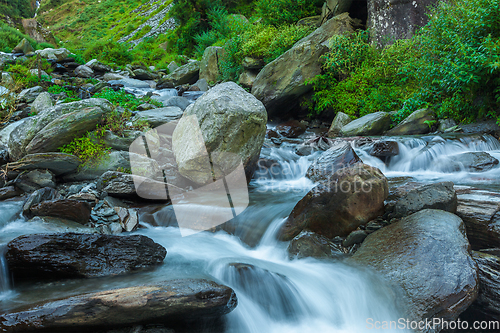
[280,163,388,240]
[5,233,166,280]
[448,152,499,172]
[386,108,435,135]
[348,209,478,331]
[340,112,391,137]
[0,279,236,332]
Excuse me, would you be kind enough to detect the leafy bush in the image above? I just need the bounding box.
[82,40,134,66]
[59,130,110,166]
[94,88,162,111]
[0,21,37,52]
[255,0,323,26]
[101,109,149,136]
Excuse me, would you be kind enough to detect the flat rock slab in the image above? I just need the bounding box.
[29,199,91,224]
[7,153,80,176]
[0,279,237,332]
[5,233,166,281]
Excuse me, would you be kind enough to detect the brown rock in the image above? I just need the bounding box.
[30,199,91,224]
[275,120,306,138]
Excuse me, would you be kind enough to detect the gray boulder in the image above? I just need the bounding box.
[74,65,94,78]
[62,150,131,181]
[86,59,112,72]
[13,38,34,55]
[389,181,457,219]
[340,112,391,136]
[132,107,184,127]
[172,82,267,184]
[97,171,137,198]
[7,153,80,176]
[163,96,191,111]
[449,152,499,172]
[387,108,435,135]
[348,209,478,330]
[35,48,71,62]
[239,70,258,90]
[199,46,223,83]
[158,61,200,88]
[103,73,126,81]
[30,92,53,115]
[327,112,351,137]
[469,250,500,319]
[0,119,27,148]
[251,13,354,118]
[287,231,346,259]
[16,86,44,103]
[108,78,151,88]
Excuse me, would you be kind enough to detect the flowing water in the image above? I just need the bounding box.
[1,132,500,332]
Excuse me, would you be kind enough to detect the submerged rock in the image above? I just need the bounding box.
[280,163,388,240]
[275,120,306,138]
[5,233,166,280]
[349,209,478,331]
[287,231,346,259]
[0,279,236,332]
[448,152,499,172]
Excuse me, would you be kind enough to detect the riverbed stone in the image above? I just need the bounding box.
[35,48,71,62]
[199,46,223,83]
[348,209,478,329]
[287,231,346,259]
[388,181,457,219]
[74,65,94,78]
[275,120,306,138]
[251,13,354,118]
[158,61,200,88]
[16,86,43,103]
[13,38,34,55]
[86,59,112,72]
[5,233,166,280]
[280,163,388,240]
[132,107,184,127]
[306,140,361,182]
[369,140,399,162]
[448,152,499,172]
[7,153,80,175]
[163,96,191,111]
[172,82,267,184]
[387,108,435,135]
[22,169,56,188]
[239,70,257,90]
[328,112,352,137]
[29,199,91,224]
[22,187,62,219]
[0,186,23,200]
[0,279,236,332]
[97,171,137,198]
[30,92,53,115]
[340,112,391,136]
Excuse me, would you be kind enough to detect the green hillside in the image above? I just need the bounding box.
[0,0,37,18]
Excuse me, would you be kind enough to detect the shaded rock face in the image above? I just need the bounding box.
[22,187,62,219]
[306,141,361,182]
[0,186,23,200]
[173,82,267,185]
[468,251,500,319]
[0,279,236,333]
[97,171,137,198]
[5,233,166,280]
[7,153,80,176]
[132,107,184,128]
[449,152,499,172]
[368,0,439,47]
[456,191,500,250]
[275,120,306,138]
[328,112,351,137]
[29,199,91,224]
[386,108,435,135]
[369,140,399,162]
[199,46,223,83]
[340,111,391,136]
[280,163,388,240]
[158,61,200,88]
[349,209,478,331]
[287,231,347,259]
[389,181,457,219]
[251,13,354,118]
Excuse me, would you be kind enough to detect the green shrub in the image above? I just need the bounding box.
[255,0,323,26]
[94,88,162,111]
[59,130,110,166]
[82,40,134,66]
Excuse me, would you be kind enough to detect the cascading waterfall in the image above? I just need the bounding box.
[0,245,10,295]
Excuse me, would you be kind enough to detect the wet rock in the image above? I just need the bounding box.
[199,46,223,83]
[7,153,80,176]
[13,38,34,55]
[0,279,235,333]
[275,120,306,138]
[466,251,500,319]
[62,150,133,181]
[97,171,136,198]
[287,231,346,259]
[295,136,331,156]
[0,186,23,200]
[132,107,183,127]
[251,13,354,118]
[280,163,388,240]
[342,230,368,247]
[22,169,56,188]
[28,216,98,234]
[306,140,361,182]
[25,106,107,155]
[456,190,500,250]
[35,48,71,62]
[438,118,457,132]
[368,0,438,48]
[114,207,139,232]
[22,187,62,219]
[16,86,43,103]
[5,233,166,280]
[369,140,399,163]
[448,152,499,172]
[172,82,267,184]
[461,120,500,137]
[340,112,391,136]
[328,112,352,137]
[348,210,478,328]
[30,92,53,115]
[103,130,143,151]
[387,108,435,135]
[389,181,457,219]
[29,199,91,224]
[75,65,94,78]
[0,148,9,165]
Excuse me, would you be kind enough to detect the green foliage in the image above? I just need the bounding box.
[0,0,36,18]
[0,21,35,52]
[94,88,162,111]
[255,0,323,26]
[4,57,53,90]
[59,130,110,166]
[82,40,134,66]
[308,0,500,124]
[101,109,149,136]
